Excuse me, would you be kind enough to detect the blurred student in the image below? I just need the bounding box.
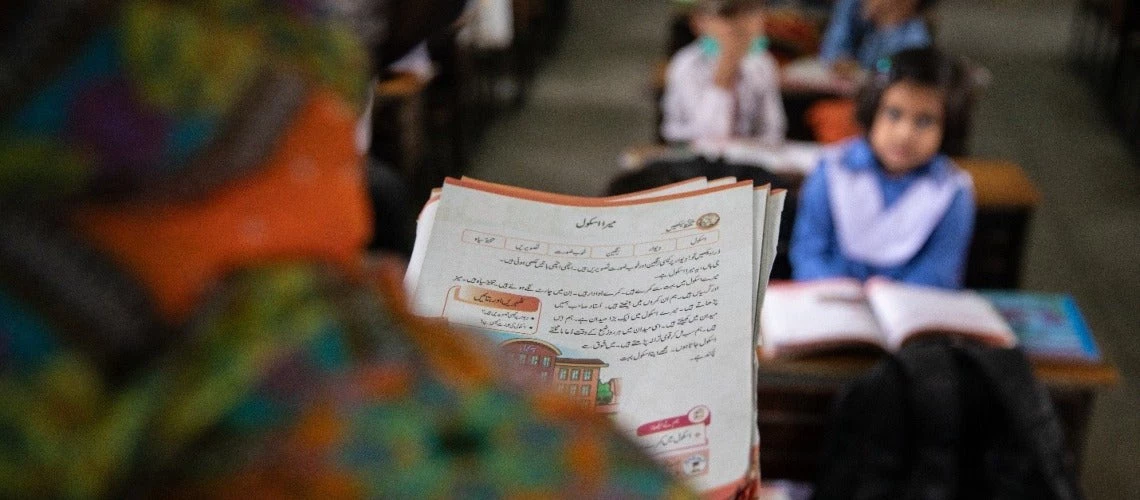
[0,1,690,497]
[358,41,437,257]
[819,0,935,73]
[790,48,975,289]
[661,0,786,145]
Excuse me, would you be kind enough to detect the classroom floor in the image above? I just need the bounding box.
[466,0,1140,497]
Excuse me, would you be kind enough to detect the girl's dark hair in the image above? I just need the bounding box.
[695,0,766,17]
[855,47,975,156]
[917,0,939,11]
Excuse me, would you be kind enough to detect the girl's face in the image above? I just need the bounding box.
[694,10,764,48]
[869,81,944,175]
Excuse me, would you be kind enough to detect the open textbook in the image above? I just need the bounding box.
[404,176,786,497]
[760,278,1016,359]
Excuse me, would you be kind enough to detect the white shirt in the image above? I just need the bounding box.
[356,43,435,153]
[661,43,786,145]
[457,0,513,49]
[389,42,435,81]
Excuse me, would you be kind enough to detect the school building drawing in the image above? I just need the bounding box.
[498,338,620,411]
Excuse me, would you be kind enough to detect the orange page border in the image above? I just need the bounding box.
[447,177,753,207]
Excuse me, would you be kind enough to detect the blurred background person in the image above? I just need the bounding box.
[0,1,691,497]
[661,0,787,145]
[791,48,976,289]
[819,0,936,74]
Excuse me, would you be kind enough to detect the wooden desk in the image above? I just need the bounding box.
[372,73,429,178]
[649,57,849,142]
[957,158,1042,208]
[956,158,1042,288]
[756,353,1120,482]
[621,146,1043,210]
[620,142,817,177]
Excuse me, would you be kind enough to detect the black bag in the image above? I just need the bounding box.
[813,338,1082,500]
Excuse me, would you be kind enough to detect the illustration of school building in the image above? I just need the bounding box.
[498,338,620,411]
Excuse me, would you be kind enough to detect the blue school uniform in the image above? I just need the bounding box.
[819,0,932,69]
[790,138,975,289]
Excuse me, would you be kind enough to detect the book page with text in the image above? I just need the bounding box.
[760,279,883,359]
[409,178,758,494]
[866,279,1016,352]
[407,179,716,293]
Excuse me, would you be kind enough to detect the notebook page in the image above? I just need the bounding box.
[866,278,1016,352]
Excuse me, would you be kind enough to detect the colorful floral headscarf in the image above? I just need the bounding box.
[0,1,693,498]
[0,0,371,204]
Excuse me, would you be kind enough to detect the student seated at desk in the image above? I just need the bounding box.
[819,0,935,73]
[791,48,976,289]
[661,0,787,145]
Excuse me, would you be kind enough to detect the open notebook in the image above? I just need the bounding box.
[760,278,1016,359]
[404,176,785,497]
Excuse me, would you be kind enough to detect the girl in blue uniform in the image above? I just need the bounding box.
[819,0,936,71]
[791,48,976,289]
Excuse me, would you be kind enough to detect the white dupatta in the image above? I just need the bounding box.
[823,143,972,268]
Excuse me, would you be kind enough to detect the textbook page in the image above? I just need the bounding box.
[759,279,882,359]
[404,190,441,294]
[866,279,1016,351]
[756,189,787,321]
[746,185,769,489]
[750,185,771,340]
[604,177,709,202]
[410,179,714,293]
[753,189,786,358]
[707,176,740,188]
[410,179,758,494]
